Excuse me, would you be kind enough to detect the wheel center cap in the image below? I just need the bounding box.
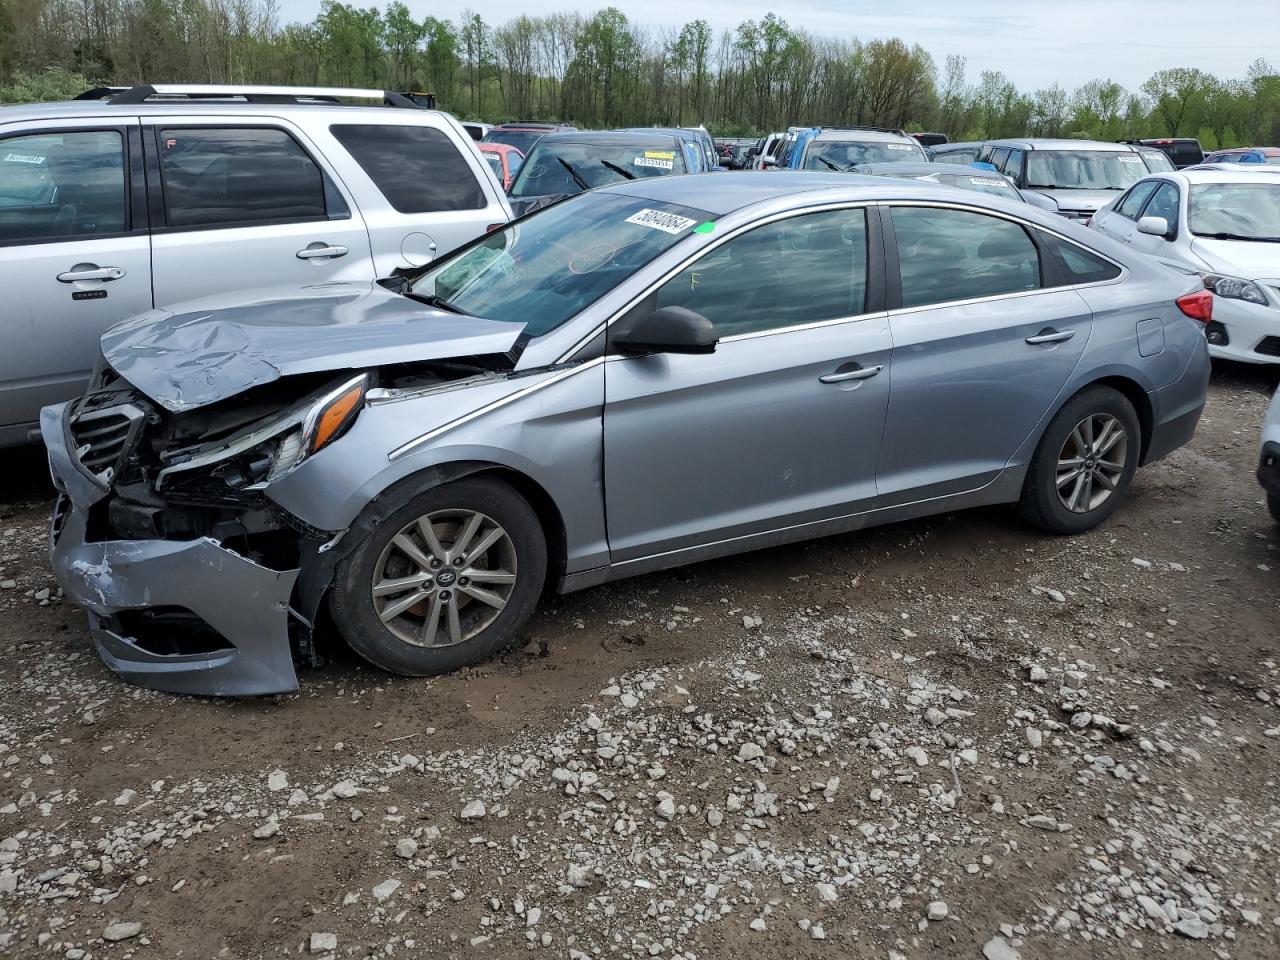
[436,570,457,587]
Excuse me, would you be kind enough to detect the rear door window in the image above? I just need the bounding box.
[0,130,127,244]
[891,206,1042,308]
[331,124,486,213]
[1116,181,1159,220]
[157,127,333,229]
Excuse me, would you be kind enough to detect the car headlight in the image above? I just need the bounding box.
[157,374,368,491]
[1201,273,1268,305]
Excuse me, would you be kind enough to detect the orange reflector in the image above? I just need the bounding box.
[310,382,364,453]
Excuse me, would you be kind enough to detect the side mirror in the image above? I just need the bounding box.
[760,155,777,168]
[1137,215,1172,239]
[614,306,718,355]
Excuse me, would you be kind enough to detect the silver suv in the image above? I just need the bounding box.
[976,139,1153,221]
[0,84,511,445]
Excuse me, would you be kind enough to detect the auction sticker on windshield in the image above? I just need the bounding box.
[970,177,1008,187]
[644,151,675,160]
[625,209,697,234]
[634,157,674,170]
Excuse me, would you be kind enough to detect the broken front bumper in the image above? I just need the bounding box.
[42,403,301,696]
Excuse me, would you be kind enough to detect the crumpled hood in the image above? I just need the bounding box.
[1188,238,1280,280]
[101,282,525,412]
[1024,188,1122,213]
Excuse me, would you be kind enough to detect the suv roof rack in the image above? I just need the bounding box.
[98,84,423,109]
[818,125,910,137]
[74,86,132,101]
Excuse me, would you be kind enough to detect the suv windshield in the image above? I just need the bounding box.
[510,141,685,198]
[410,192,712,338]
[1026,150,1148,190]
[484,130,546,154]
[804,140,922,171]
[1189,183,1280,241]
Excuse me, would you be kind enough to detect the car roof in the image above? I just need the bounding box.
[1174,167,1280,183]
[0,97,452,125]
[856,162,1006,178]
[1207,146,1280,155]
[530,130,680,147]
[813,128,914,143]
[930,141,984,150]
[985,138,1140,152]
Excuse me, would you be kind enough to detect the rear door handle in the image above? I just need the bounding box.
[1025,328,1076,345]
[296,243,349,260]
[819,364,883,384]
[57,265,125,283]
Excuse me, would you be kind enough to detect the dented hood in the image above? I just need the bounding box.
[101,282,525,412]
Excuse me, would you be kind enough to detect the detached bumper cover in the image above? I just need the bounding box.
[43,403,300,696]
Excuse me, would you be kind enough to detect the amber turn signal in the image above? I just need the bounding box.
[309,378,366,454]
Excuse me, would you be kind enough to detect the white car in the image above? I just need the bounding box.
[1089,167,1280,363]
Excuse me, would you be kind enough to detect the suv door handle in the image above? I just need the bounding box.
[819,364,883,384]
[57,265,126,283]
[1025,328,1076,345]
[296,243,349,260]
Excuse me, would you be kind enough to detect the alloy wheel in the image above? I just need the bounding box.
[371,509,518,647]
[1055,413,1128,514]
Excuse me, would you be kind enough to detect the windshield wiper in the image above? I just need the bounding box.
[557,157,590,191]
[1026,183,1060,189]
[403,292,474,316]
[1195,231,1280,242]
[816,157,849,172]
[598,159,636,180]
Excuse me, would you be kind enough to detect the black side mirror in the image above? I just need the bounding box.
[614,306,718,355]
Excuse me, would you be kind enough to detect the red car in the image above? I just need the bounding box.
[478,143,525,192]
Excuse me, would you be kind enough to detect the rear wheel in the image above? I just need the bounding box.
[1019,386,1141,534]
[329,477,546,676]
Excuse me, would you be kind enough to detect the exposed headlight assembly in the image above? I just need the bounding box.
[156,374,368,491]
[1200,273,1268,305]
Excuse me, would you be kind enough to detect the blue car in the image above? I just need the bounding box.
[782,126,929,171]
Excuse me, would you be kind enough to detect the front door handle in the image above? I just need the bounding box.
[1025,328,1076,345]
[57,265,126,283]
[296,243,349,260]
[819,364,883,384]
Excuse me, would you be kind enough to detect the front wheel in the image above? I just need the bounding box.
[329,476,546,677]
[1018,386,1142,535]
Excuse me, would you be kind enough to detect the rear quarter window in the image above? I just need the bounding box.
[1039,232,1122,284]
[331,124,487,213]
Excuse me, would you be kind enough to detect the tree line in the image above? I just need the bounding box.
[2,0,1278,149]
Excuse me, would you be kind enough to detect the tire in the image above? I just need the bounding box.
[1268,494,1280,525]
[1018,386,1142,535]
[329,476,546,677]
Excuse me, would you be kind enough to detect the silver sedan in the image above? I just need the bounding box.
[44,173,1211,695]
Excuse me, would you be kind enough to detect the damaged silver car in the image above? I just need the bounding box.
[45,173,1211,695]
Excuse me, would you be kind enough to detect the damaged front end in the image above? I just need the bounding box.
[44,351,513,696]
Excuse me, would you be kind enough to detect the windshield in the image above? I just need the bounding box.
[804,140,923,171]
[510,141,686,199]
[932,149,978,165]
[1189,183,1280,240]
[483,130,545,155]
[1026,150,1147,190]
[483,153,503,178]
[410,192,712,338]
[1140,151,1176,173]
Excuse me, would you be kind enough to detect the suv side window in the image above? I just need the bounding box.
[0,130,126,244]
[654,208,869,337]
[1143,182,1180,232]
[157,127,333,229]
[331,124,486,213]
[1116,181,1159,220]
[1002,148,1024,182]
[989,148,1010,171]
[891,206,1041,308]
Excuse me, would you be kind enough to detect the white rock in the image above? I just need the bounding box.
[814,882,838,902]
[982,936,1021,960]
[526,907,542,927]
[331,780,359,799]
[927,901,948,921]
[810,923,825,940]
[102,922,141,942]
[737,742,765,762]
[924,708,948,727]
[904,745,929,766]
[566,864,592,888]
[1028,665,1049,683]
[395,838,418,859]
[252,819,279,839]
[113,789,137,807]
[749,918,767,932]
[655,794,676,820]
[1131,557,1152,568]
[460,800,486,820]
[1025,728,1043,749]
[1173,917,1208,939]
[372,879,401,902]
[309,932,337,954]
[267,769,289,792]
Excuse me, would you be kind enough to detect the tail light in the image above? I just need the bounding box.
[1176,290,1213,322]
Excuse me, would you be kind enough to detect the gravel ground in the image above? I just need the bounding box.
[1,363,1278,960]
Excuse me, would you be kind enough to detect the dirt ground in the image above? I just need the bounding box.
[1,362,1278,960]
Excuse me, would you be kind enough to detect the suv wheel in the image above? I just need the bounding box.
[330,477,546,676]
[1019,386,1141,535]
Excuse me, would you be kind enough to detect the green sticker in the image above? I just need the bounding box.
[693,222,716,234]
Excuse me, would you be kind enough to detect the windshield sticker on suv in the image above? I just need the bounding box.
[644,151,675,160]
[625,209,697,234]
[3,152,45,164]
[1118,156,1144,162]
[634,157,674,170]
[969,177,1008,187]
[887,144,914,151]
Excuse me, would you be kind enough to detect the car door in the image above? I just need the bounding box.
[145,119,375,308]
[0,121,152,437]
[603,206,892,561]
[878,203,1093,503]
[1093,179,1159,243]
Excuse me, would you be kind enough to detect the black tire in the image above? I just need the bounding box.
[329,476,546,677]
[1018,386,1142,535]
[1268,494,1280,525]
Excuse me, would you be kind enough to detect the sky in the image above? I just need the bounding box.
[274,0,1279,93]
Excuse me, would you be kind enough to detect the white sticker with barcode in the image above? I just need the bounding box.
[634,157,674,170]
[970,177,1008,187]
[3,152,45,164]
[888,143,914,151]
[1118,156,1143,162]
[624,208,697,234]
